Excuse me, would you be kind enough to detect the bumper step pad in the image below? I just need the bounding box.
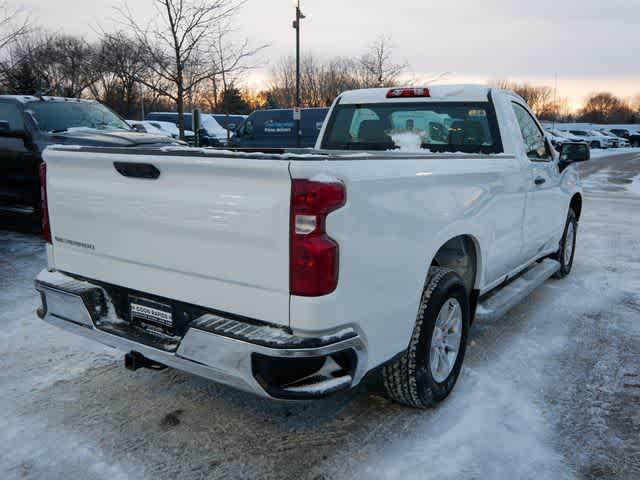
[192,314,357,349]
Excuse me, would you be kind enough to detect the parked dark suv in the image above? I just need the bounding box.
[610,128,640,148]
[0,95,180,216]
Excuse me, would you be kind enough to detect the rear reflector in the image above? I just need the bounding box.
[39,163,52,244]
[386,87,430,98]
[290,180,346,296]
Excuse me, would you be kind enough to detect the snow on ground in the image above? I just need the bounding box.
[0,232,136,479]
[581,150,640,196]
[589,147,638,159]
[1,151,639,479]
[629,174,640,195]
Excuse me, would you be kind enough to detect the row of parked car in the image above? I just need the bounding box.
[545,126,640,150]
[127,113,246,147]
[127,108,330,149]
[135,111,640,153]
[1,92,638,218]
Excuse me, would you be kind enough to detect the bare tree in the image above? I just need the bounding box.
[359,36,407,87]
[0,1,29,51]
[0,34,97,97]
[90,33,157,118]
[269,55,364,108]
[490,80,556,117]
[119,0,248,138]
[36,35,97,97]
[631,93,640,116]
[203,22,266,112]
[268,41,409,109]
[579,92,635,124]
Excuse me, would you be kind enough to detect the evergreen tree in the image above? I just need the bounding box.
[220,86,250,114]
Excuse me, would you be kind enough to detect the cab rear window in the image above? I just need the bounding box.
[321,102,502,153]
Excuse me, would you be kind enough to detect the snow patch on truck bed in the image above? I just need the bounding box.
[158,145,335,160]
[389,131,430,153]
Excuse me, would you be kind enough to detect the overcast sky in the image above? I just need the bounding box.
[20,0,640,109]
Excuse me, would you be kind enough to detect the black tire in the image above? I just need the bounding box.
[590,141,599,149]
[381,267,470,408]
[552,209,577,278]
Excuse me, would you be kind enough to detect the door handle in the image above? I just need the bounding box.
[534,177,546,186]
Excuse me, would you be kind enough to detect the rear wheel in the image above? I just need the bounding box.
[553,209,577,278]
[382,267,469,408]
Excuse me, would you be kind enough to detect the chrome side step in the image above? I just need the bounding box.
[475,259,561,322]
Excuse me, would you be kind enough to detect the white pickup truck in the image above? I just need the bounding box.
[35,85,589,407]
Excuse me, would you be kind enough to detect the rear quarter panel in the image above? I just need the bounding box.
[289,154,525,367]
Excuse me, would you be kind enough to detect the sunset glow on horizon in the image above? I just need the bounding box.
[19,0,640,113]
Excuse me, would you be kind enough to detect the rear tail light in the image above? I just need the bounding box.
[386,87,430,98]
[39,163,51,244]
[290,179,346,296]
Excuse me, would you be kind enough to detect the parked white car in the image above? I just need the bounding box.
[599,129,629,148]
[589,130,617,148]
[35,85,586,408]
[564,129,611,149]
[145,112,228,146]
[201,114,231,145]
[126,120,195,140]
[545,128,585,149]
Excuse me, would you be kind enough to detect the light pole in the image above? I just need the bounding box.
[292,0,305,147]
[139,81,145,121]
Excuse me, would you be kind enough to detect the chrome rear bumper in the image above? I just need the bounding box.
[35,270,366,399]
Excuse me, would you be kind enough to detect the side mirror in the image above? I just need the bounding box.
[131,124,146,133]
[0,121,30,142]
[559,142,590,171]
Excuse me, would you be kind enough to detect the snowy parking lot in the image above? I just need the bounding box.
[1,151,639,480]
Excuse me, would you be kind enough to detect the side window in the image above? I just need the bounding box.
[0,103,25,131]
[244,119,254,135]
[511,103,549,161]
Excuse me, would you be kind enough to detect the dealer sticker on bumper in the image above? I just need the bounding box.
[129,297,174,331]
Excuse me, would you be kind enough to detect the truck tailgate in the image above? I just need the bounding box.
[44,148,292,327]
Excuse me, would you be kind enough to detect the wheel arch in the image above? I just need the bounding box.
[430,234,481,295]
